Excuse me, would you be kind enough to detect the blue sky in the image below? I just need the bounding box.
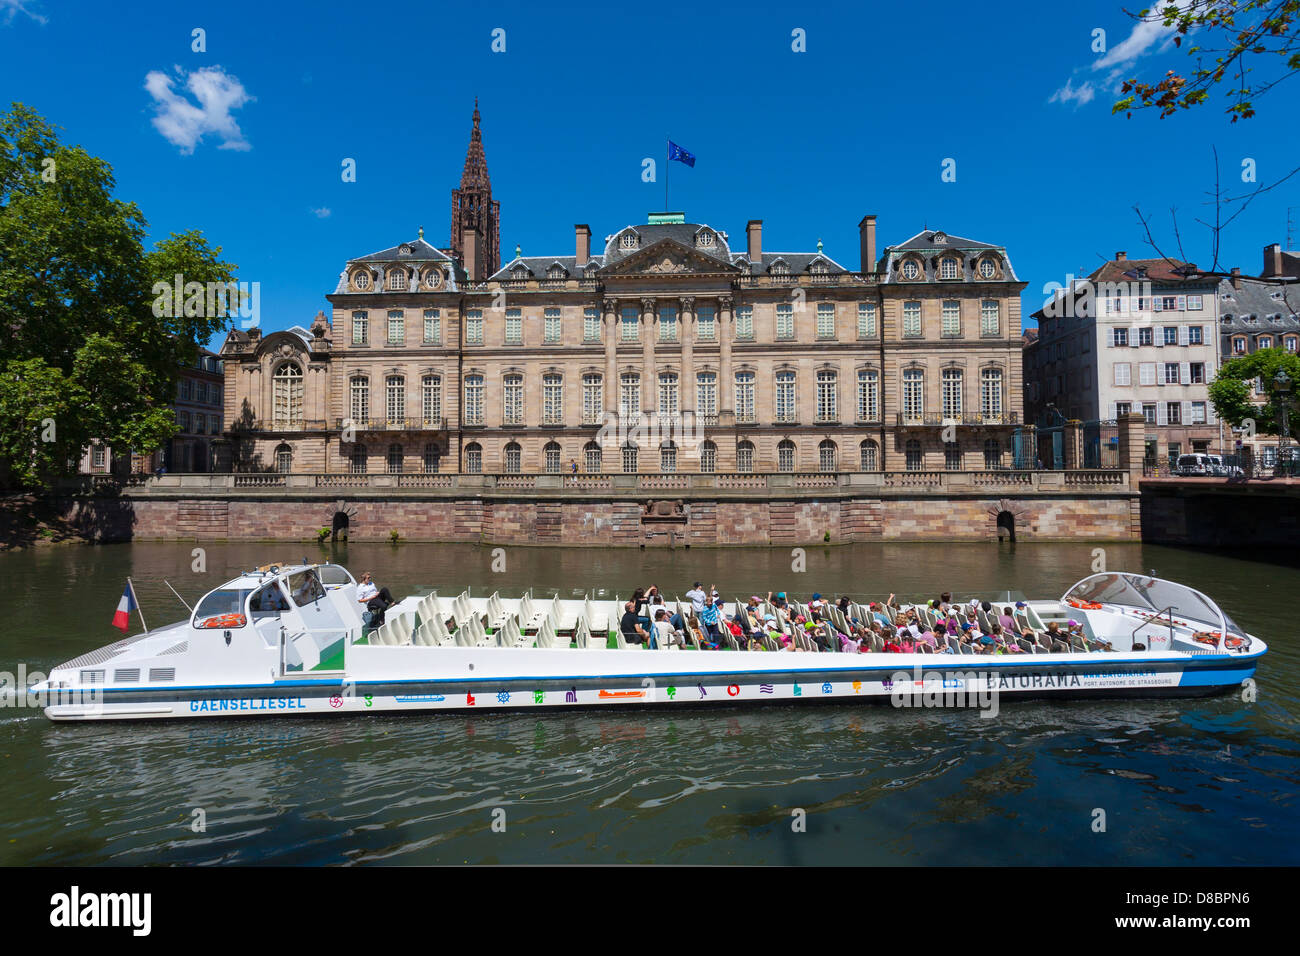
[3,0,1298,346]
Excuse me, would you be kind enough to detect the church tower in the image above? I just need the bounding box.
[450,100,500,280]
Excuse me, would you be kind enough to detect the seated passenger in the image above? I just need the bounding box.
[620,600,650,645]
[357,572,394,626]
[998,606,1017,632]
[652,608,681,650]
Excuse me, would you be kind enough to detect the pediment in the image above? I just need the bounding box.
[602,238,739,277]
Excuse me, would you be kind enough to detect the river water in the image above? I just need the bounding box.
[1,540,1296,865]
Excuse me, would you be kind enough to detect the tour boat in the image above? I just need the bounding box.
[32,565,1264,721]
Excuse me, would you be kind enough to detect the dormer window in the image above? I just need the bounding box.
[399,244,412,255]
[771,261,790,276]
[696,231,716,249]
[511,266,529,281]
[902,260,921,280]
[620,233,639,250]
[933,232,947,243]
[810,261,828,274]
[352,270,371,291]
[424,269,442,290]
[388,269,406,291]
[979,258,996,279]
[547,265,566,280]
[940,257,958,280]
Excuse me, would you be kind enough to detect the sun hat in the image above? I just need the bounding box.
[812,593,822,600]
[764,613,776,622]
[776,592,786,599]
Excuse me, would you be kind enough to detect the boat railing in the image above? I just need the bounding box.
[1131,606,1177,651]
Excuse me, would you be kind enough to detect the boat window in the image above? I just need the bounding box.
[192,588,254,625]
[318,565,351,587]
[250,582,291,614]
[287,570,326,607]
[1065,573,1235,635]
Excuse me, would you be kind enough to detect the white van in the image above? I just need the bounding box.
[1176,454,1213,476]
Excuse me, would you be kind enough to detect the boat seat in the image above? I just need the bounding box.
[959,642,975,655]
[1053,640,1070,653]
[1016,637,1036,654]
[613,628,628,650]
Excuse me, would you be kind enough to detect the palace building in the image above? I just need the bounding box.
[219,106,1027,476]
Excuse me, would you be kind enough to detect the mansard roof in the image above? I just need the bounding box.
[892,229,999,252]
[882,228,1019,282]
[601,222,734,267]
[352,237,454,263]
[1218,276,1300,327]
[488,254,606,281]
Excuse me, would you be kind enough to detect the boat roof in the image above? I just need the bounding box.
[1062,571,1242,635]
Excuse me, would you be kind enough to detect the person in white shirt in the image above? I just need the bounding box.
[684,582,707,615]
[652,609,680,650]
[357,572,393,625]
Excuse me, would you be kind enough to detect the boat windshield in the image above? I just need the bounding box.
[193,588,256,623]
[1063,573,1239,635]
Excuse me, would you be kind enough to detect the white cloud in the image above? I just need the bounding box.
[1,0,47,25]
[144,65,253,154]
[311,207,331,219]
[1049,78,1096,108]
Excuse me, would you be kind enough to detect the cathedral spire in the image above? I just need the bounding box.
[451,99,499,279]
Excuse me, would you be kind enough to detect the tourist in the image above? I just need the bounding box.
[620,600,649,645]
[685,581,707,615]
[768,590,788,611]
[570,458,578,474]
[998,606,1017,632]
[652,608,680,650]
[357,572,394,626]
[699,594,723,644]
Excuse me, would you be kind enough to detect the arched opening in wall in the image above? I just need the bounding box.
[996,510,1016,543]
[331,511,349,541]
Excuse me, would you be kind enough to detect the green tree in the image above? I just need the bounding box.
[1113,1,1300,121]
[0,102,240,489]
[1208,347,1300,434]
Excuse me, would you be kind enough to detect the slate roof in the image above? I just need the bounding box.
[881,228,1019,282]
[488,255,606,281]
[1087,256,1206,284]
[600,222,736,267]
[352,237,454,263]
[1218,275,1300,331]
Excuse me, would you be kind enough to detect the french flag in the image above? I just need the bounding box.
[112,581,138,632]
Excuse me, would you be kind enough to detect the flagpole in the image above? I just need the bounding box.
[128,577,148,633]
[664,138,669,212]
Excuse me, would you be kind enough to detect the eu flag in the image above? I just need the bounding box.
[668,141,696,167]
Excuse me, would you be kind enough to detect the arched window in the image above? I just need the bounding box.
[275,443,292,474]
[423,443,441,473]
[422,375,441,425]
[503,374,524,425]
[544,441,562,474]
[736,440,754,473]
[699,439,717,473]
[984,438,1002,469]
[465,442,482,474]
[660,441,677,473]
[940,257,958,280]
[905,439,924,471]
[504,441,522,474]
[273,363,303,428]
[386,443,403,474]
[859,439,878,471]
[464,374,484,425]
[385,375,405,424]
[979,258,996,278]
[818,438,837,472]
[349,444,367,474]
[621,442,638,474]
[584,440,602,473]
[778,439,796,472]
[944,441,962,471]
[387,268,406,291]
[350,376,369,425]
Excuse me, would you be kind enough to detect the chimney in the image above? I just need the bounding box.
[746,219,763,266]
[1231,265,1241,289]
[858,215,877,273]
[1115,251,1127,261]
[575,224,591,268]
[463,227,479,281]
[1264,243,1283,278]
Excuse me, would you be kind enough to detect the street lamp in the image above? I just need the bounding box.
[1275,369,1292,475]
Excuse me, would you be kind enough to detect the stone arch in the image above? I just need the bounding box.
[988,498,1029,542]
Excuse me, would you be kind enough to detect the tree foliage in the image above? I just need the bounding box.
[0,102,240,489]
[1208,347,1300,433]
[1113,0,1300,121]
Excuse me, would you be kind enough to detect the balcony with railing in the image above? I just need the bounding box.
[895,412,1019,427]
[333,417,449,433]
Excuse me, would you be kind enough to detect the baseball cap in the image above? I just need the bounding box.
[776,592,786,599]
[812,593,822,600]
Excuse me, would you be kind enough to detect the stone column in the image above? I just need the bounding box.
[1116,411,1145,478]
[1062,419,1083,470]
[641,296,656,418]
[719,294,735,427]
[679,295,695,418]
[603,298,618,417]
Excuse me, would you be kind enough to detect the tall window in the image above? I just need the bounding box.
[776,371,797,422]
[942,301,961,337]
[423,443,441,473]
[583,307,600,343]
[857,369,879,422]
[387,269,406,291]
[503,374,524,425]
[903,301,922,337]
[350,445,367,474]
[697,305,716,341]
[620,373,640,420]
[275,444,292,474]
[816,303,835,339]
[696,372,717,420]
[944,442,962,470]
[736,305,754,340]
[660,442,677,473]
[857,302,877,338]
[940,257,958,280]
[981,300,1000,336]
[273,363,303,427]
[905,439,923,471]
[860,439,878,471]
[620,306,639,342]
[584,441,602,473]
[658,372,679,417]
[504,442,522,473]
[582,374,603,425]
[544,441,562,473]
[505,308,523,345]
[544,308,561,343]
[658,305,678,342]
[981,368,1004,419]
[465,309,483,345]
[816,370,838,422]
[463,375,484,425]
[621,443,638,473]
[818,439,837,472]
[422,375,441,425]
[382,374,403,424]
[465,442,482,473]
[387,310,404,346]
[386,443,403,474]
[423,309,441,344]
[543,374,563,425]
[350,376,369,424]
[735,371,755,423]
[902,368,924,421]
[736,440,755,472]
[941,368,963,418]
[778,439,795,472]
[352,311,368,346]
[776,304,794,340]
[983,439,1002,469]
[700,440,717,473]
